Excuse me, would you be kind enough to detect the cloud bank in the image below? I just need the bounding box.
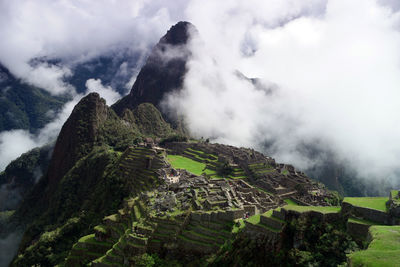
[164,0,400,182]
[0,0,187,95]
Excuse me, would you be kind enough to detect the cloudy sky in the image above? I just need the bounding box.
[1,0,400,183]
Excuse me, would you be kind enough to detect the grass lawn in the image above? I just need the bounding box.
[167,155,216,176]
[246,214,261,224]
[283,205,341,214]
[284,199,298,206]
[343,197,388,212]
[78,234,112,246]
[348,226,400,267]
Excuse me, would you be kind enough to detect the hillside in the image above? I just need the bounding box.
[3,87,400,267]
[0,64,68,133]
[0,143,54,211]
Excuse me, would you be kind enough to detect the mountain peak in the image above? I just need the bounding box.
[112,22,197,117]
[46,92,108,186]
[160,21,194,46]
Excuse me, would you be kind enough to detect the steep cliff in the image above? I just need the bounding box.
[112,21,195,119]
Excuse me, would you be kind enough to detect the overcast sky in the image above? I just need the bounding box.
[1,0,400,183]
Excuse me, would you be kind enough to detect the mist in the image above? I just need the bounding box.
[164,0,400,183]
[0,231,22,267]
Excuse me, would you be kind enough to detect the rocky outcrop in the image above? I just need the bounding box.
[112,21,196,119]
[47,93,109,186]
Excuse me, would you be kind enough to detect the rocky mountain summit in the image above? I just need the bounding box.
[112,21,194,121]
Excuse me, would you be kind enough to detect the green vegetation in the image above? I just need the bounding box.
[212,213,358,267]
[348,217,378,226]
[0,69,69,132]
[348,226,400,267]
[232,220,245,234]
[0,143,54,210]
[283,205,341,214]
[159,134,188,145]
[246,214,261,224]
[12,146,162,266]
[390,190,400,206]
[132,103,174,137]
[284,199,298,206]
[167,155,216,176]
[343,197,388,212]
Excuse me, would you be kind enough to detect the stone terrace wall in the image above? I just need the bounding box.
[163,142,190,154]
[281,208,341,224]
[341,202,390,225]
[191,209,245,223]
[346,221,371,241]
[243,221,281,245]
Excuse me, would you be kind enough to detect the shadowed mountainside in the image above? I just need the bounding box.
[112,21,195,120]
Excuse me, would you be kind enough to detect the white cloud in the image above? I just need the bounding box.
[163,0,400,181]
[85,78,120,105]
[0,0,188,95]
[0,0,189,168]
[0,96,80,171]
[0,130,37,171]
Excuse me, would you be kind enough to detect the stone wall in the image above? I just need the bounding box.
[244,205,257,216]
[289,197,311,206]
[281,208,340,223]
[346,221,371,241]
[341,202,390,225]
[191,209,245,223]
[243,221,280,244]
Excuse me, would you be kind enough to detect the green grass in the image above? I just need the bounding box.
[348,217,378,226]
[167,155,216,176]
[232,220,245,233]
[246,213,281,232]
[390,190,399,199]
[94,225,108,234]
[284,199,298,206]
[262,209,285,223]
[104,214,119,222]
[246,214,261,224]
[348,226,400,267]
[283,205,341,214]
[78,234,96,243]
[78,234,112,246]
[343,197,389,212]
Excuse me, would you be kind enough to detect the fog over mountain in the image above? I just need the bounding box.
[1,0,400,187]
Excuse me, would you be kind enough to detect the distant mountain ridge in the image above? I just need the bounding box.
[0,46,145,134]
[0,63,68,133]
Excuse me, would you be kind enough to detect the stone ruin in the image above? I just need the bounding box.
[162,141,336,207]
